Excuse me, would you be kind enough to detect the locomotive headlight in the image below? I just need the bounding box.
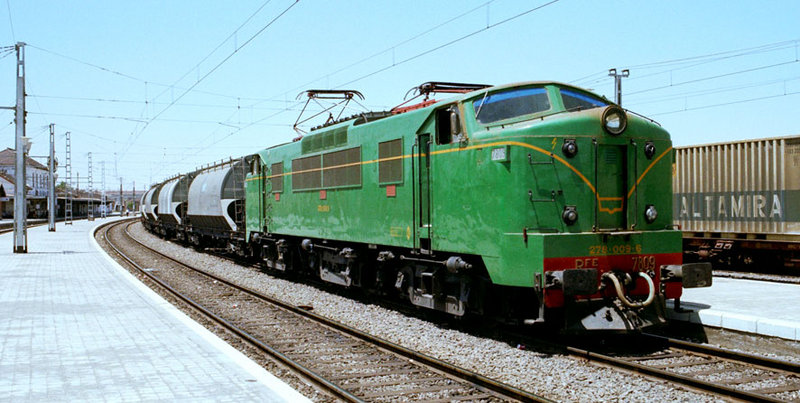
[562,206,578,226]
[644,204,658,223]
[562,139,578,158]
[602,106,627,135]
[644,141,656,159]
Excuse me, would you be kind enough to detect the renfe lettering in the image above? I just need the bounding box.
[575,258,599,269]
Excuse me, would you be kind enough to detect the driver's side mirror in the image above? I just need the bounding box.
[449,109,461,137]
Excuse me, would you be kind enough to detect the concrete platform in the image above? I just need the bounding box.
[668,277,800,341]
[0,217,47,229]
[0,218,310,402]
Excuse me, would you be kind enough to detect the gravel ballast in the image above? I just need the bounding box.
[128,223,723,402]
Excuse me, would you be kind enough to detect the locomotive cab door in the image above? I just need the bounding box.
[415,133,432,252]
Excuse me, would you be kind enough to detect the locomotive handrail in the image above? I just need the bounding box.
[528,189,556,203]
[631,139,639,230]
[602,271,655,309]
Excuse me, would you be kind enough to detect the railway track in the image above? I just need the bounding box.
[566,334,800,402]
[100,219,548,402]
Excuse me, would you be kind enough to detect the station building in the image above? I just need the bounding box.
[0,148,48,218]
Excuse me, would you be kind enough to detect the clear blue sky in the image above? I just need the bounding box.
[1,1,798,190]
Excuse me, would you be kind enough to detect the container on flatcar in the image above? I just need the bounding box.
[674,135,800,269]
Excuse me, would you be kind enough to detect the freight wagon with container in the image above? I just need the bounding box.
[674,135,800,272]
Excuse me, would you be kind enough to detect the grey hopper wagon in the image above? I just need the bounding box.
[186,157,252,244]
[157,174,194,226]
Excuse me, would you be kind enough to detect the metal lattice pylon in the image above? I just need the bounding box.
[101,161,106,218]
[64,132,73,225]
[88,152,94,221]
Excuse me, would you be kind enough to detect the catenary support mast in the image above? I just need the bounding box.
[88,152,94,221]
[64,132,73,225]
[48,124,56,231]
[13,42,27,253]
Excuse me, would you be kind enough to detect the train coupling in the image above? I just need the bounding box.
[660,262,713,288]
[544,268,598,295]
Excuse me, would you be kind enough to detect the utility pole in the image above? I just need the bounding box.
[88,153,94,221]
[48,124,56,231]
[608,68,630,106]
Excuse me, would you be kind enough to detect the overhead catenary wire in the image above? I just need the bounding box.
[5,0,16,42]
[120,0,300,160]
[649,89,800,116]
[148,0,276,106]
[226,0,561,145]
[570,38,800,91]
[626,60,800,97]
[27,93,385,112]
[627,76,800,107]
[27,111,294,126]
[206,0,515,146]
[273,0,499,102]
[192,0,570,155]
[0,46,15,60]
[25,44,287,103]
[14,1,559,164]
[335,0,561,89]
[56,125,230,151]
[627,39,800,71]
[9,5,797,190]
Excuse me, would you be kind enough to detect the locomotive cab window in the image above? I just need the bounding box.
[436,105,462,145]
[559,88,609,112]
[473,86,551,125]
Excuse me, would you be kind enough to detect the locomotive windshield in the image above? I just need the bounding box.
[473,87,551,124]
[559,88,609,111]
[473,86,611,125]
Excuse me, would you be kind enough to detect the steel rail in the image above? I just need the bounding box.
[99,220,363,403]
[644,333,800,375]
[117,220,551,403]
[566,337,799,403]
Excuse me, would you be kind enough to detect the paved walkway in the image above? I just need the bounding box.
[0,218,309,402]
[668,277,800,341]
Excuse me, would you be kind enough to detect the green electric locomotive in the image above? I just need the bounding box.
[144,81,712,332]
[233,81,712,332]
